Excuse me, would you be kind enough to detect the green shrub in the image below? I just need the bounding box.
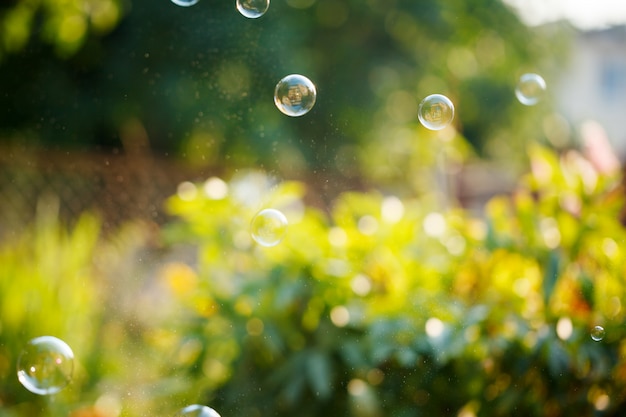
[0,197,103,415]
[0,198,155,417]
[162,146,626,417]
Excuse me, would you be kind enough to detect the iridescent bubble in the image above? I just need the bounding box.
[250,208,288,247]
[591,325,605,342]
[274,74,317,117]
[418,94,455,130]
[515,73,546,106]
[171,0,200,7]
[175,405,221,417]
[237,0,270,18]
[16,336,74,395]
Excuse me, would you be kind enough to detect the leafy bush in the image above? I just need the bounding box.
[0,198,155,417]
[1,145,624,417]
[0,198,103,414]
[162,146,626,417]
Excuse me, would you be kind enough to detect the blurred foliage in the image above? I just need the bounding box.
[158,145,626,417]
[0,197,102,415]
[0,0,569,178]
[0,1,611,416]
[0,146,624,417]
[0,0,123,57]
[0,197,159,417]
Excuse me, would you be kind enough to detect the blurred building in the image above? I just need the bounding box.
[555,25,626,158]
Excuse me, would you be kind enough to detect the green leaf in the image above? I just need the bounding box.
[305,349,333,399]
[546,341,570,377]
[340,340,368,369]
[579,271,595,309]
[542,249,561,306]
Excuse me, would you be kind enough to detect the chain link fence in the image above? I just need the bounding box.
[0,146,208,237]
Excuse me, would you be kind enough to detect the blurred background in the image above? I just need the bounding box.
[1,0,626,416]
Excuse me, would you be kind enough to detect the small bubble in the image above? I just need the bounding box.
[418,94,455,130]
[175,405,221,417]
[515,73,546,106]
[591,325,605,342]
[274,74,317,117]
[171,0,199,7]
[250,208,288,247]
[17,336,74,395]
[237,0,270,18]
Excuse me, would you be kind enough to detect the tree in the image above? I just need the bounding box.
[0,0,566,178]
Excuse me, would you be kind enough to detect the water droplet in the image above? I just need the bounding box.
[175,405,221,417]
[591,325,605,342]
[274,74,317,117]
[17,336,74,395]
[515,73,546,106]
[236,0,270,18]
[418,94,454,130]
[171,0,199,7]
[250,208,288,247]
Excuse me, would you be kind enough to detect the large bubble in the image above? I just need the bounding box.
[237,0,270,18]
[250,208,288,247]
[418,94,455,130]
[591,325,605,342]
[17,336,74,395]
[515,73,546,106]
[175,405,221,417]
[171,0,200,7]
[274,74,317,117]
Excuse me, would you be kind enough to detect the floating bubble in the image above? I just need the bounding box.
[237,0,270,18]
[171,0,199,7]
[418,94,455,130]
[591,325,605,342]
[515,73,546,106]
[250,208,288,247]
[175,405,221,417]
[17,336,74,395]
[274,74,317,117]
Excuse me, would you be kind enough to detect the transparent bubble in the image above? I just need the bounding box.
[274,74,317,117]
[250,208,288,247]
[515,73,546,106]
[237,0,270,18]
[17,336,74,395]
[175,405,221,417]
[418,94,455,130]
[171,0,199,7]
[591,325,605,342]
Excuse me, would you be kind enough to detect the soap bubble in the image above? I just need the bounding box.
[16,336,74,395]
[171,0,199,7]
[250,208,288,247]
[237,0,270,18]
[274,74,317,117]
[515,73,546,106]
[591,325,605,342]
[418,94,455,130]
[175,405,221,417]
